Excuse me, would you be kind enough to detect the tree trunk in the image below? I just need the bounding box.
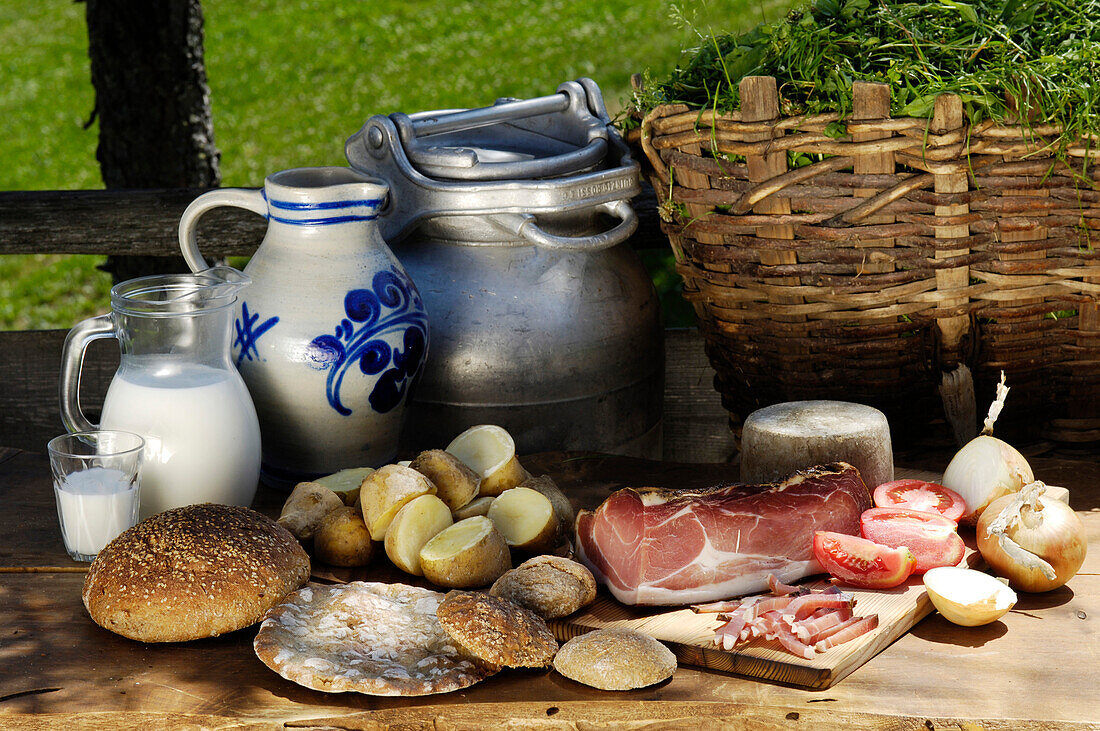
[85,0,219,282]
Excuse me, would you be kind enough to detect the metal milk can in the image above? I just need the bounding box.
[346,79,663,457]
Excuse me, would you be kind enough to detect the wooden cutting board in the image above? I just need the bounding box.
[548,465,980,690]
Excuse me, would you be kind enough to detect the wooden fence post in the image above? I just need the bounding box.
[86,0,220,280]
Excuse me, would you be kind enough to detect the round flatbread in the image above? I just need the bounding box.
[254,582,496,696]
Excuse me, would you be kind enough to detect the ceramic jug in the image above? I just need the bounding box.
[178,167,428,486]
[60,266,262,518]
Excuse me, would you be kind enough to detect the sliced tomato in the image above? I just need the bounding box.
[812,531,917,589]
[860,507,966,574]
[873,479,967,523]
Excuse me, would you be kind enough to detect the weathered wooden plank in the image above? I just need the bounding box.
[0,331,117,453]
[661,328,737,463]
[0,189,264,257]
[0,184,668,256]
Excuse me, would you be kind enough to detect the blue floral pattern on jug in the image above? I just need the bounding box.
[233,301,280,367]
[306,267,428,416]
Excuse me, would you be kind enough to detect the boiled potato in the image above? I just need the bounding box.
[359,464,436,541]
[446,424,530,497]
[314,506,374,567]
[384,494,453,576]
[520,475,574,540]
[486,486,559,553]
[314,466,375,506]
[277,481,344,541]
[419,516,511,588]
[409,449,480,511]
[453,495,495,520]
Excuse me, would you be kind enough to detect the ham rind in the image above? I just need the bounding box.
[575,463,872,605]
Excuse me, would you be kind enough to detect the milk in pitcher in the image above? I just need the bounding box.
[100,363,261,518]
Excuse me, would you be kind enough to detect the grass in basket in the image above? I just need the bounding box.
[628,0,1100,188]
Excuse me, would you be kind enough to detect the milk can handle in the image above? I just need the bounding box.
[489,200,637,251]
[59,314,115,434]
[178,188,268,272]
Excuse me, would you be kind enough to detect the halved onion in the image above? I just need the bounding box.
[923,567,1017,626]
[941,435,1033,524]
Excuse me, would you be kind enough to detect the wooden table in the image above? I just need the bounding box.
[2,446,1098,729]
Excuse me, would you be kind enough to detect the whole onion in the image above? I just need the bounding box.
[977,482,1087,593]
[942,435,1033,524]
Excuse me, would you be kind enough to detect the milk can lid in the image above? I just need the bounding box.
[392,80,612,182]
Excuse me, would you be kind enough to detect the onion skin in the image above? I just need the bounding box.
[942,435,1034,525]
[976,492,1087,593]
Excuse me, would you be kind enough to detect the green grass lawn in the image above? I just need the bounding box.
[0,0,791,330]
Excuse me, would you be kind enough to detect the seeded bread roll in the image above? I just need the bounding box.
[436,590,558,669]
[82,503,310,642]
[553,629,676,690]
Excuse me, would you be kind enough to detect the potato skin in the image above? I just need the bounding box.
[314,506,374,567]
[359,464,437,541]
[452,495,494,520]
[478,455,530,497]
[384,494,453,576]
[520,475,574,542]
[486,486,559,553]
[419,516,511,588]
[490,555,597,619]
[277,482,344,541]
[409,449,481,511]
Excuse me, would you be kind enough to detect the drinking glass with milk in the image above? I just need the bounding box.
[59,266,262,520]
[47,430,144,561]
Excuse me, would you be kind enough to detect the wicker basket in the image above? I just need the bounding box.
[633,77,1100,445]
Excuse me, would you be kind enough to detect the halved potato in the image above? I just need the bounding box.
[409,449,480,511]
[384,494,454,576]
[277,481,344,541]
[359,464,437,541]
[520,475,574,540]
[314,466,375,506]
[446,424,530,497]
[314,506,374,567]
[453,495,495,520]
[419,516,511,588]
[486,486,559,553]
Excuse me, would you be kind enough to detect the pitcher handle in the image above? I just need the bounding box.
[178,188,268,272]
[59,314,116,434]
[487,200,637,251]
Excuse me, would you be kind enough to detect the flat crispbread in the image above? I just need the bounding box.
[254,582,496,695]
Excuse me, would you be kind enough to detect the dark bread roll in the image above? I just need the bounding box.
[82,503,310,642]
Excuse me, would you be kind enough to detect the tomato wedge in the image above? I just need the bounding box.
[812,531,917,589]
[873,479,967,523]
[860,507,965,574]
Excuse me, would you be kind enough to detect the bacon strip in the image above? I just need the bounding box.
[711,583,876,659]
[767,574,803,596]
[775,620,815,659]
[814,615,879,652]
[784,593,855,621]
[794,606,855,643]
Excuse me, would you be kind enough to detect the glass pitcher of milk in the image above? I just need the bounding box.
[60,266,261,519]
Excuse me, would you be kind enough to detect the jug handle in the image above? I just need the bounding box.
[487,200,637,251]
[178,189,268,272]
[59,314,115,433]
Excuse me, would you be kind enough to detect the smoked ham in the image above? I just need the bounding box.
[574,463,872,605]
